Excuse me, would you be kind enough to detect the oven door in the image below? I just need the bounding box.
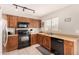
[20,36,29,42]
[18,35,30,49]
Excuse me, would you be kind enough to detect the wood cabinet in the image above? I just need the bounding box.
[6,15,10,27]
[37,34,43,46]
[42,36,51,51]
[35,20,41,28]
[7,15,18,28]
[30,34,37,45]
[37,34,51,51]
[6,15,41,28]
[28,19,33,28]
[17,17,41,28]
[6,35,18,52]
[29,19,41,28]
[17,17,30,23]
[64,40,74,55]
[30,33,75,54]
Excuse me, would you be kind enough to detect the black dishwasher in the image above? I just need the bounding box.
[51,37,64,55]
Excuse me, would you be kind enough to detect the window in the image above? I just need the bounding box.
[44,17,59,33]
[51,17,59,32]
[44,19,52,33]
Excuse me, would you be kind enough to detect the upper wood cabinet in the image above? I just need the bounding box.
[6,15,41,28]
[17,17,30,23]
[6,15,10,27]
[17,17,41,28]
[64,40,74,55]
[7,15,18,28]
[34,19,41,28]
[29,19,41,28]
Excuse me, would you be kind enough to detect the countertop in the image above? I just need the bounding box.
[38,33,79,42]
[8,34,18,36]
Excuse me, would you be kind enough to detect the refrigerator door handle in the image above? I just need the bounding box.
[3,27,8,47]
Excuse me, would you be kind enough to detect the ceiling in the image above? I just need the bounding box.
[0,4,70,19]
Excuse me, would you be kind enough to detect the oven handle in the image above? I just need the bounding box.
[57,40,64,43]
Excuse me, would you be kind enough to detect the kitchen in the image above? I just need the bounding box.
[1,4,79,55]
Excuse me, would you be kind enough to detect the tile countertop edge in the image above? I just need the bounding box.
[37,33,79,42]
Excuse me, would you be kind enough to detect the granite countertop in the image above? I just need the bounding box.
[38,33,79,41]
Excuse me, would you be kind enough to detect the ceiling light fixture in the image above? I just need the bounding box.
[13,4,35,13]
[23,8,25,11]
[16,5,18,9]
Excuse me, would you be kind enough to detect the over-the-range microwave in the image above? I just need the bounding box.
[17,22,29,28]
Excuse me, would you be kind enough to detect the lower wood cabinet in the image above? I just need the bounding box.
[37,34,43,46]
[30,34,38,45]
[31,33,74,55]
[6,35,18,52]
[42,36,51,51]
[37,34,51,51]
[64,40,74,55]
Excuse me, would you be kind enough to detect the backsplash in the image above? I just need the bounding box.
[8,28,40,34]
[29,28,40,34]
[8,28,15,34]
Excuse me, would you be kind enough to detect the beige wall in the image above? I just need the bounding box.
[41,5,79,35]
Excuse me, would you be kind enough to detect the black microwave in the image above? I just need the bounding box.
[17,22,29,28]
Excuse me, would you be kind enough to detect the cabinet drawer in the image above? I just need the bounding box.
[64,40,74,46]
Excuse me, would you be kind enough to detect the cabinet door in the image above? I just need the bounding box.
[32,20,41,28]
[37,34,43,45]
[28,19,33,28]
[17,17,30,22]
[9,15,17,28]
[36,20,41,28]
[6,15,10,27]
[43,36,51,51]
[6,36,18,52]
[28,19,41,28]
[30,34,37,45]
[64,40,74,55]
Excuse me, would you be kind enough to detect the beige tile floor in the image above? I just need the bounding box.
[3,44,43,55]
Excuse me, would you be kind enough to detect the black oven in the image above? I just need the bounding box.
[18,30,30,49]
[17,22,29,28]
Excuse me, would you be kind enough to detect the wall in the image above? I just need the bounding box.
[41,5,79,35]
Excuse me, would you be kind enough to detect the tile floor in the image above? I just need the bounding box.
[3,44,43,55]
